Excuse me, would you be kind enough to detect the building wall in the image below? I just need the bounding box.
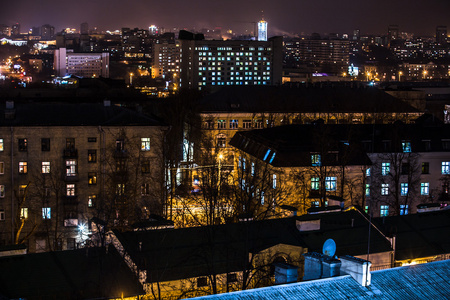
[0,125,165,251]
[54,48,110,78]
[180,37,282,90]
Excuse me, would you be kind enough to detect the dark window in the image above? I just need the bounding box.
[116,139,124,151]
[66,138,75,149]
[88,150,97,162]
[422,162,430,174]
[18,139,27,151]
[443,140,450,150]
[41,138,50,151]
[423,140,431,151]
[197,277,208,287]
[227,273,237,283]
[141,160,150,173]
[88,137,97,142]
[67,238,76,250]
[401,163,410,175]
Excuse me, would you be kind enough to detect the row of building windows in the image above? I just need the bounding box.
[364,181,446,197]
[366,161,450,176]
[0,137,151,152]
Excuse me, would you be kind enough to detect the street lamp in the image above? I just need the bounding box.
[423,70,427,80]
[129,73,133,85]
[217,153,224,192]
[398,71,403,82]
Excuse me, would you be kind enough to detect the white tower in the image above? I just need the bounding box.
[257,19,268,41]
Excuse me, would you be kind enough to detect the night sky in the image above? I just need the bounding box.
[1,0,449,36]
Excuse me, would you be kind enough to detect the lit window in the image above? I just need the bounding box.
[273,174,277,189]
[229,119,238,129]
[364,206,369,214]
[402,141,411,153]
[365,184,370,196]
[88,195,96,207]
[0,162,4,174]
[380,205,389,217]
[263,149,271,161]
[442,162,450,174]
[421,182,429,195]
[0,139,3,151]
[19,162,27,174]
[66,184,75,196]
[311,154,321,166]
[325,177,337,191]
[20,207,28,219]
[88,150,97,162]
[311,177,319,190]
[66,160,76,176]
[381,183,389,195]
[366,168,371,177]
[382,163,390,175]
[42,162,50,174]
[400,205,409,215]
[141,138,150,151]
[261,191,265,205]
[401,183,408,196]
[88,172,97,185]
[42,207,51,219]
[216,135,226,148]
[251,162,255,176]
[0,185,4,198]
[117,184,125,195]
[0,210,4,221]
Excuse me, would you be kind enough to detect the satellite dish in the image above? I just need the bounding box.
[322,238,336,257]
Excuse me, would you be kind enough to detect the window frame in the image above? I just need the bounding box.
[141,138,151,151]
[19,161,28,174]
[41,161,50,174]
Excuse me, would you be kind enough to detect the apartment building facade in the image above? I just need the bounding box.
[0,101,167,252]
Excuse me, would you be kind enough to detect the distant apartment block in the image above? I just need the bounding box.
[152,41,180,78]
[179,31,282,90]
[54,48,110,78]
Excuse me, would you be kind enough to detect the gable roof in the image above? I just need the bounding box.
[0,102,166,127]
[373,209,450,261]
[190,259,450,300]
[200,86,420,114]
[229,124,372,167]
[113,218,305,283]
[295,209,393,257]
[0,246,143,299]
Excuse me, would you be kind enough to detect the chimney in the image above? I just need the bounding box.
[273,262,298,284]
[303,252,341,281]
[340,255,372,287]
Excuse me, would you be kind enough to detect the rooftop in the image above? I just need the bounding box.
[191,259,450,300]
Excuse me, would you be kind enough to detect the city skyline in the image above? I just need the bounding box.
[0,0,449,36]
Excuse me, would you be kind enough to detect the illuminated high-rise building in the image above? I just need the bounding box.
[179,30,282,90]
[257,19,268,41]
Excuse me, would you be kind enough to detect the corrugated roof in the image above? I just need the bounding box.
[191,259,450,299]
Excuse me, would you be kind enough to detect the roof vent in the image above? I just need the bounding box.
[103,100,111,107]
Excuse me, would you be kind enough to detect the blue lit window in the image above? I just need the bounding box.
[311,177,319,190]
[366,168,371,177]
[421,182,429,195]
[269,152,276,164]
[365,184,370,196]
[402,141,411,153]
[381,184,389,195]
[442,162,450,174]
[42,207,51,219]
[325,177,337,191]
[400,205,409,215]
[273,174,277,189]
[382,163,390,175]
[401,183,408,196]
[263,149,271,161]
[380,205,389,217]
[311,154,321,166]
